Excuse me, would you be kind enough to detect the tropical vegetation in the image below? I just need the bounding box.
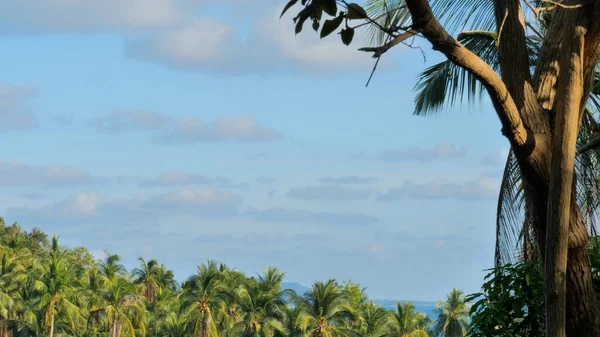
[0,218,471,337]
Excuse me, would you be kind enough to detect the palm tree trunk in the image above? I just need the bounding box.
[0,317,7,337]
[525,185,600,336]
[49,312,55,337]
[201,318,208,337]
[110,321,117,337]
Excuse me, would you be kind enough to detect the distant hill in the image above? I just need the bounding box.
[282,282,310,295]
[282,282,438,318]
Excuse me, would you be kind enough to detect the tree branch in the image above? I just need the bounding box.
[358,30,417,57]
[404,0,529,147]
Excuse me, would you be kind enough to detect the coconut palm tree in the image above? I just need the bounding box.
[234,271,287,337]
[389,302,430,337]
[277,306,307,337]
[356,303,391,337]
[430,290,469,337]
[90,276,146,337]
[90,254,146,337]
[0,248,28,337]
[100,253,127,281]
[36,236,81,337]
[291,280,356,337]
[156,310,189,337]
[133,258,161,304]
[181,261,229,337]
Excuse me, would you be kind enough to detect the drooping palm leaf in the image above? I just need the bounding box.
[413,31,498,116]
[494,149,527,266]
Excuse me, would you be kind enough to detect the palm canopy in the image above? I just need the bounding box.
[181,261,231,337]
[430,289,469,337]
[363,0,600,265]
[291,279,357,337]
[389,302,430,337]
[356,303,391,337]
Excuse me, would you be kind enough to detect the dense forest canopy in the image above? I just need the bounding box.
[0,219,473,337]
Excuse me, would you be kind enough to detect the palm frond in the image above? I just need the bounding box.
[413,30,498,116]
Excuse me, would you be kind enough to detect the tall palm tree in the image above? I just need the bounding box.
[0,248,29,337]
[292,280,356,337]
[100,253,127,281]
[277,306,307,337]
[181,261,228,337]
[430,290,469,337]
[234,270,287,337]
[361,0,600,266]
[90,276,146,337]
[156,310,189,337]
[36,236,81,337]
[133,258,161,304]
[92,254,146,337]
[389,302,430,337]
[356,303,391,337]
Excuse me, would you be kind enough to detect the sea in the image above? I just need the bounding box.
[283,282,438,319]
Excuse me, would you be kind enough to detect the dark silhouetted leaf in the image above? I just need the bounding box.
[280,0,299,18]
[295,15,309,34]
[312,19,320,32]
[320,15,343,38]
[346,3,368,19]
[341,27,355,45]
[323,0,337,16]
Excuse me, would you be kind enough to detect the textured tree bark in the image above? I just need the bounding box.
[400,0,600,335]
[566,206,600,336]
[110,321,117,337]
[545,5,586,337]
[0,317,7,337]
[49,312,55,337]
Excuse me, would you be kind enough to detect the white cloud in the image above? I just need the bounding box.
[0,85,38,131]
[62,192,101,216]
[0,0,203,33]
[377,178,500,201]
[142,171,246,188]
[381,142,466,163]
[318,176,377,184]
[125,7,389,74]
[159,114,282,143]
[256,176,275,185]
[144,188,243,214]
[246,207,379,226]
[286,185,373,200]
[368,243,386,254]
[7,188,244,225]
[125,18,244,72]
[92,110,172,134]
[0,160,92,187]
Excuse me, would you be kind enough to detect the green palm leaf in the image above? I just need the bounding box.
[413,31,497,116]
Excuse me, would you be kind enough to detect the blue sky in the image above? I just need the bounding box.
[0,0,509,301]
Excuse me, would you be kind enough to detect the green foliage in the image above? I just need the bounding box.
[0,219,438,337]
[466,262,544,337]
[341,280,368,310]
[282,0,368,47]
[389,302,430,337]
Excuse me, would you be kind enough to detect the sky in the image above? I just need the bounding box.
[0,0,510,302]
